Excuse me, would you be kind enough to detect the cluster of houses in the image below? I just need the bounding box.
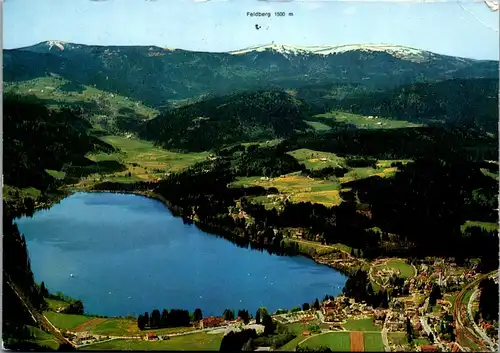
[199,316,226,329]
[321,296,375,324]
[72,332,111,346]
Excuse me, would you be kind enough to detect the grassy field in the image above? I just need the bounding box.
[304,120,333,132]
[285,238,353,257]
[279,322,312,351]
[287,149,346,170]
[299,332,351,351]
[387,332,407,346]
[444,294,456,306]
[87,318,195,337]
[45,298,70,312]
[315,111,421,129]
[341,318,381,332]
[79,135,208,185]
[414,337,431,346]
[81,332,224,351]
[43,312,97,331]
[339,167,397,184]
[363,332,384,351]
[461,220,498,232]
[3,185,42,202]
[44,313,195,337]
[373,260,416,279]
[231,174,343,208]
[4,77,158,121]
[28,326,60,350]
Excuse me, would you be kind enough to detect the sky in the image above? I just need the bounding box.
[3,0,499,60]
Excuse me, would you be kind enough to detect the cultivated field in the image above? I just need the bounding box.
[363,332,385,351]
[232,174,344,208]
[350,331,364,352]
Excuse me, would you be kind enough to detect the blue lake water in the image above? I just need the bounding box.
[16,192,347,317]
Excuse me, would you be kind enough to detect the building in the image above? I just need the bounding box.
[420,345,438,352]
[202,316,225,328]
[146,332,158,341]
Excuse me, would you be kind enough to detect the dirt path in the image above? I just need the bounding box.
[73,317,107,332]
[350,331,364,352]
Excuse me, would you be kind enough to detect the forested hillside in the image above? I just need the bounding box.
[139,91,312,151]
[4,42,498,107]
[3,95,115,350]
[320,79,499,134]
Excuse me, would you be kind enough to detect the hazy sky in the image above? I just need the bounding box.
[3,0,499,59]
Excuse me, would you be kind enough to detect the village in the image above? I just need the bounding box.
[58,255,497,352]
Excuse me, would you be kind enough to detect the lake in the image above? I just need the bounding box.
[16,192,347,317]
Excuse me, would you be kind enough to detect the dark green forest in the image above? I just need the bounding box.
[4,42,497,107]
[139,91,311,151]
[3,95,115,350]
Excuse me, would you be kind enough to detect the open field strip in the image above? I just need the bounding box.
[298,331,351,351]
[350,331,364,352]
[314,111,422,129]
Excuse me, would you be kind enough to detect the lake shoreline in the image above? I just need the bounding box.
[77,187,355,278]
[23,189,348,317]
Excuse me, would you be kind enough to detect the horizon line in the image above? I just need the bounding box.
[5,40,499,61]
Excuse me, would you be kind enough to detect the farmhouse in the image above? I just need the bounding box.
[202,316,225,328]
[146,332,158,341]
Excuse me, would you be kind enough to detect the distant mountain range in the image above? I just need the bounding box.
[4,41,498,107]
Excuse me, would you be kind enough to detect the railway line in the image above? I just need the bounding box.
[452,271,497,352]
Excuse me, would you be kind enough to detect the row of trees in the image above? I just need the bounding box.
[137,308,195,330]
[343,269,390,309]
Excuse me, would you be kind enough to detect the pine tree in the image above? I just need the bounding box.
[194,308,203,322]
[40,282,49,298]
[137,315,146,330]
[313,298,320,310]
[160,309,169,328]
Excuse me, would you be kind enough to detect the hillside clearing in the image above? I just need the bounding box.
[315,111,421,129]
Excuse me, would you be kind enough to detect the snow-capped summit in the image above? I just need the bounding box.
[230,43,433,62]
[46,40,67,51]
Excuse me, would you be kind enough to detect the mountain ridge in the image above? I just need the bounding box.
[12,40,496,62]
[4,40,498,107]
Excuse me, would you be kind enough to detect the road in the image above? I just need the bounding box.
[381,316,390,352]
[420,316,446,352]
[466,286,497,350]
[453,270,498,352]
[4,272,74,348]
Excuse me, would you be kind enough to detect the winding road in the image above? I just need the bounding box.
[453,271,498,352]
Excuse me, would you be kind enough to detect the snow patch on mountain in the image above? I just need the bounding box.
[230,43,434,62]
[47,40,66,51]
